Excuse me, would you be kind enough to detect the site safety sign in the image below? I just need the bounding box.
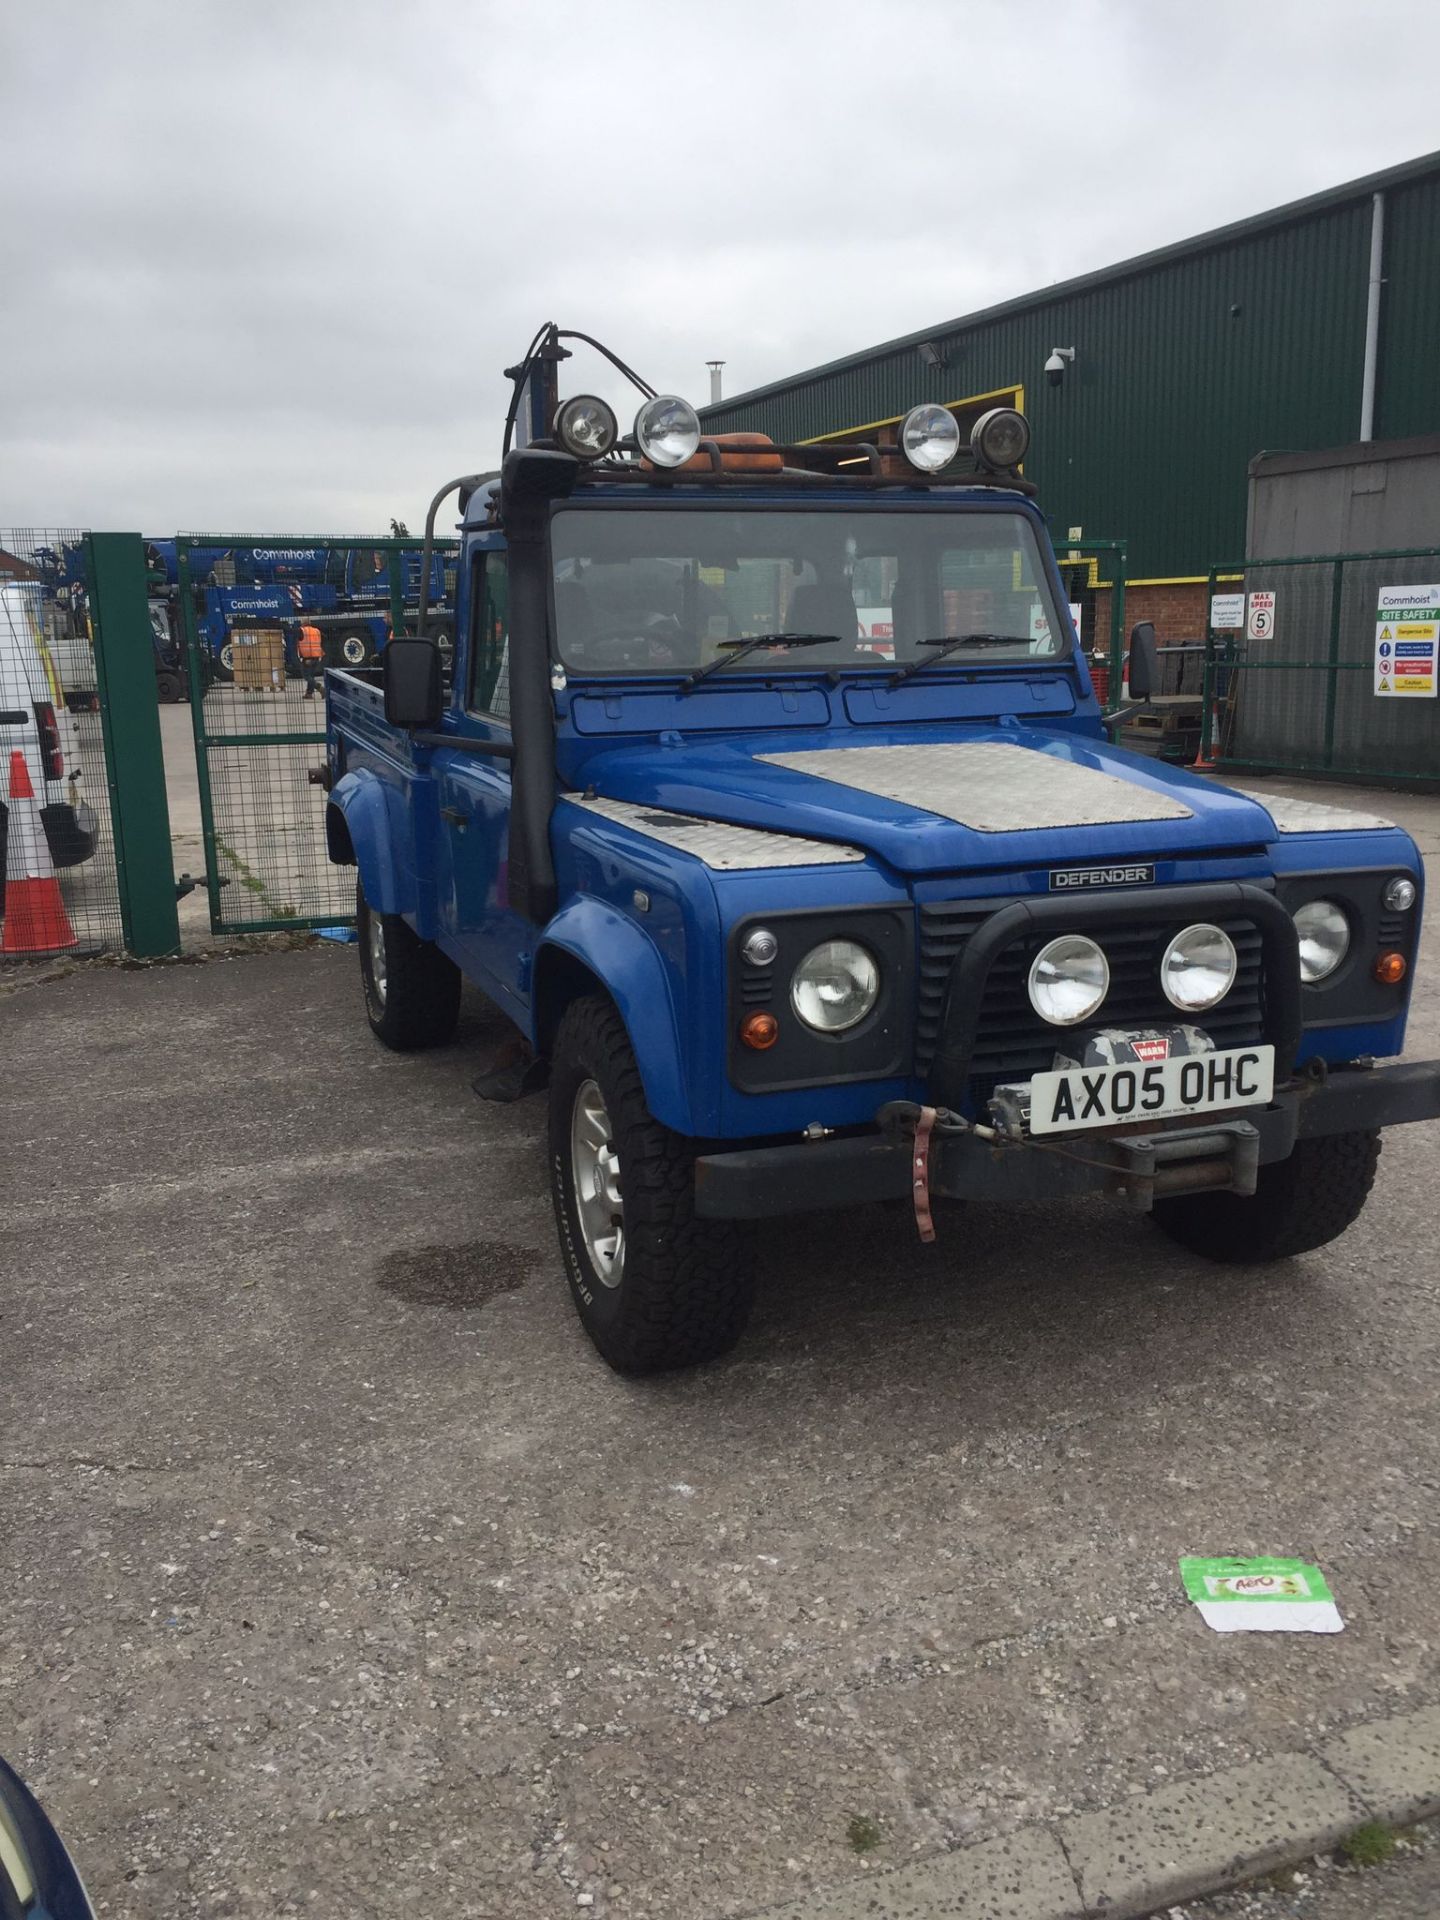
[1210,592,1245,631]
[1374,583,1439,699]
[1246,591,1275,640]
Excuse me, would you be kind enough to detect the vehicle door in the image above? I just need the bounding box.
[435,545,532,1011]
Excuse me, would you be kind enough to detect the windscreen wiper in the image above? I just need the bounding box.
[888,633,1034,688]
[682,633,839,692]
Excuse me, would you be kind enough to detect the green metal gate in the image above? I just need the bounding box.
[1054,536,1128,701]
[1201,546,1440,782]
[179,534,456,935]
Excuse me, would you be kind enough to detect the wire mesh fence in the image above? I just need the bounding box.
[1209,547,1440,780]
[0,528,127,958]
[178,536,457,933]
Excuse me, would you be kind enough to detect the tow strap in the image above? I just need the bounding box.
[911,1103,938,1243]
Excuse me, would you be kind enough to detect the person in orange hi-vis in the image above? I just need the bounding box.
[297,622,324,699]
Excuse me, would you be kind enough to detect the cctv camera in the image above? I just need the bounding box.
[1045,346,1076,388]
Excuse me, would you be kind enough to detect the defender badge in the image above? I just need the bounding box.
[1048,863,1155,891]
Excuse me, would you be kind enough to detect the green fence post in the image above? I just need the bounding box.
[1322,558,1345,770]
[176,542,225,933]
[85,532,181,957]
[1109,543,1127,695]
[387,549,405,641]
[1199,566,1217,764]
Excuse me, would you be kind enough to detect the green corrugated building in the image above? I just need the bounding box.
[700,150,1440,636]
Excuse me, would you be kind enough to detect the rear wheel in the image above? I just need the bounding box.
[355,881,460,1050]
[155,669,184,703]
[1152,1129,1381,1262]
[549,996,756,1373]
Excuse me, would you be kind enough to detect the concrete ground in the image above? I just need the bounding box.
[1,775,1438,1919]
[159,688,346,948]
[1174,1814,1440,1918]
[158,699,208,944]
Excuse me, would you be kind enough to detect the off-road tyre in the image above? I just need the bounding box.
[1152,1128,1381,1263]
[549,995,756,1374]
[356,881,461,1051]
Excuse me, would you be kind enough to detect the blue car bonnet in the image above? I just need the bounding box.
[567,725,1280,877]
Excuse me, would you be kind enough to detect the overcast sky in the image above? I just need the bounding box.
[2,0,1435,536]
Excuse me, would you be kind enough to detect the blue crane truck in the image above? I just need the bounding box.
[24,538,449,706]
[143,540,453,686]
[322,324,1440,1374]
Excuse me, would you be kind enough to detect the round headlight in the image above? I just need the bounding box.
[790,940,880,1033]
[1161,922,1238,1012]
[1294,899,1351,982]
[633,393,701,469]
[1384,874,1417,913]
[1027,935,1109,1027]
[741,926,778,967]
[970,406,1031,471]
[899,404,961,473]
[555,393,618,460]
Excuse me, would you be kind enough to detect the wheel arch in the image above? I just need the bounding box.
[327,768,417,920]
[534,899,694,1134]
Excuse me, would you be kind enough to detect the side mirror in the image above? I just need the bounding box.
[0,1753,95,1918]
[382,638,442,729]
[1127,621,1159,702]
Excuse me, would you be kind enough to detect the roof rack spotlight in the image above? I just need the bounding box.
[634,394,702,469]
[899,404,961,473]
[555,394,619,460]
[970,406,1030,472]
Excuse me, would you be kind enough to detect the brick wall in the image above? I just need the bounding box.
[1091,582,1211,648]
[1082,580,1226,707]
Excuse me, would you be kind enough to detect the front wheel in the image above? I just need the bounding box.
[355,881,460,1050]
[1152,1129,1381,1262]
[549,996,756,1373]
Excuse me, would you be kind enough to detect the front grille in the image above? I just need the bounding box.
[739,960,773,1006]
[916,901,1267,1085]
[1379,909,1413,951]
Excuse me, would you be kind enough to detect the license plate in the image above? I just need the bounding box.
[1029,1045,1274,1135]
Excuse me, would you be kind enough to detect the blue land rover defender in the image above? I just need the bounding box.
[324,326,1439,1373]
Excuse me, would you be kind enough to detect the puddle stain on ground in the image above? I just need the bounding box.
[377,1240,533,1310]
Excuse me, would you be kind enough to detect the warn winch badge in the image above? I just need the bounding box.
[1048,863,1156,891]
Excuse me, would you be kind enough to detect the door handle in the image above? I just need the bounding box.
[440,805,470,828]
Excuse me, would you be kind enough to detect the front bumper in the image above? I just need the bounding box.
[692,1058,1440,1220]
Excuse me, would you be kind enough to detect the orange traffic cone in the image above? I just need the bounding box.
[1,747,77,953]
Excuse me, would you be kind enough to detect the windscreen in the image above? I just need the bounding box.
[549,506,1070,677]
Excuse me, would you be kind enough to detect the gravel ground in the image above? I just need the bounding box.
[1,774,1437,1919]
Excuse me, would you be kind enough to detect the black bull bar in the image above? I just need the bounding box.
[925,881,1303,1108]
